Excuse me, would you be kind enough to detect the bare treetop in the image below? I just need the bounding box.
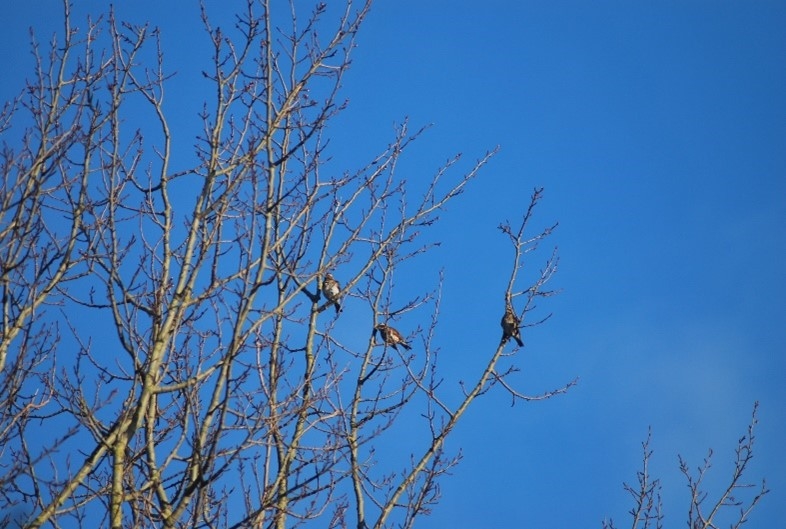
[0,2,571,528]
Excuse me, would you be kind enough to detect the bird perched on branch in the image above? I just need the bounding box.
[321,273,341,314]
[374,323,411,351]
[501,306,524,347]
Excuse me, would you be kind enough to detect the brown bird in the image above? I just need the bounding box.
[501,306,524,347]
[374,323,411,351]
[321,273,341,314]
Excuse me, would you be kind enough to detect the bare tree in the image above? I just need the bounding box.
[0,2,572,528]
[603,402,769,529]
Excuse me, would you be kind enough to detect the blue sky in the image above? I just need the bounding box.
[343,2,786,525]
[2,1,784,527]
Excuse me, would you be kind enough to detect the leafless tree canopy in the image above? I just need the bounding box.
[0,1,570,528]
[603,403,769,529]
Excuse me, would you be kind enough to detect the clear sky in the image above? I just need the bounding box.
[2,1,784,527]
